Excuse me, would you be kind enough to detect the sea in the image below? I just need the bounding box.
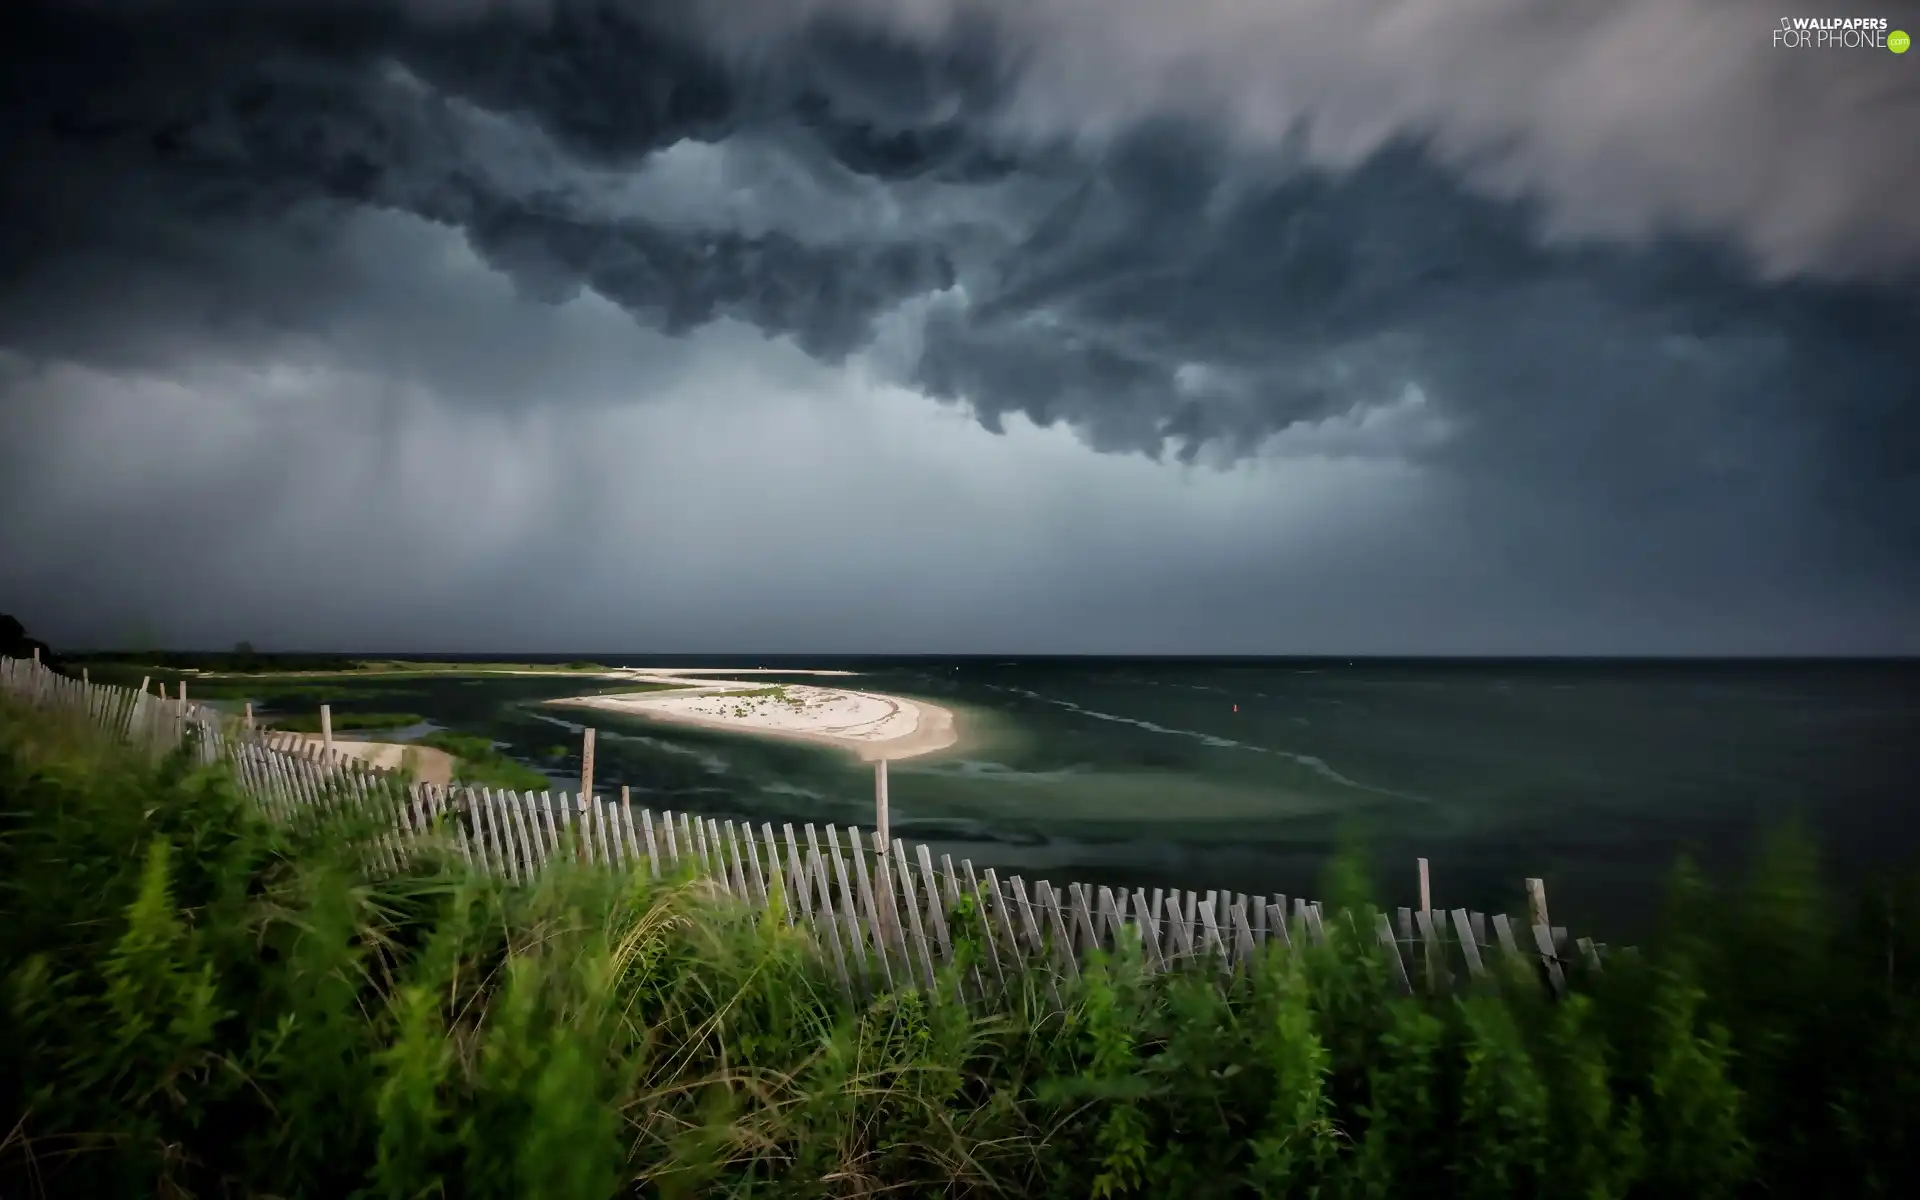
[260,656,1920,939]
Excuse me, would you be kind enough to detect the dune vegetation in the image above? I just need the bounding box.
[2,696,1917,1198]
[415,730,555,793]
[266,711,429,734]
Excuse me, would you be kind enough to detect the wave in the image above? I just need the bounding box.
[760,780,831,801]
[524,709,733,776]
[985,684,1421,801]
[917,759,1096,783]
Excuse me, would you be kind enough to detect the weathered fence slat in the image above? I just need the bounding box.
[1577,936,1603,973]
[723,821,747,896]
[693,816,713,879]
[1492,913,1522,961]
[1416,908,1450,994]
[964,859,1008,990]
[888,838,939,991]
[1230,898,1257,968]
[981,868,1026,994]
[790,836,848,989]
[1375,912,1414,994]
[916,844,955,968]
[619,799,644,871]
[513,790,543,880]
[554,790,576,862]
[522,791,552,874]
[708,820,731,893]
[783,824,811,916]
[1066,883,1101,958]
[1302,900,1328,947]
[605,798,628,870]
[1007,876,1046,960]
[640,809,662,878]
[1452,908,1487,978]
[1132,889,1168,970]
[1534,923,1568,997]
[658,810,678,865]
[847,826,894,991]
[822,826,870,987]
[1036,882,1081,983]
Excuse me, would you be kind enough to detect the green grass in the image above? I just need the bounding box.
[3,699,1918,1198]
[416,731,553,793]
[267,712,428,734]
[575,682,688,696]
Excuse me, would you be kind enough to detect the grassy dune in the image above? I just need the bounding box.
[2,698,1917,1198]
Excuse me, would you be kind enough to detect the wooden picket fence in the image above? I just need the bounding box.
[1,655,1604,1003]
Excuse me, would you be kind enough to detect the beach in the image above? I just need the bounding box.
[550,671,959,761]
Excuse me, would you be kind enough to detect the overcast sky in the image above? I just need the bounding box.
[1,0,1916,655]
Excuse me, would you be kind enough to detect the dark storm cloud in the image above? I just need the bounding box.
[0,0,1916,650]
[0,0,969,379]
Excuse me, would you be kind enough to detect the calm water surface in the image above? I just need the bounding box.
[252,657,1920,938]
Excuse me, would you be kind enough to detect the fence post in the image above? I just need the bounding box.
[1525,878,1550,930]
[31,647,38,666]
[580,727,596,808]
[874,758,890,852]
[244,701,254,730]
[1419,857,1435,986]
[178,680,186,702]
[82,667,88,685]
[320,704,333,753]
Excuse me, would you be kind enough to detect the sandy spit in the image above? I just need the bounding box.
[548,671,960,762]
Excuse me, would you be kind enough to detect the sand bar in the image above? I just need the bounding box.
[549,670,958,761]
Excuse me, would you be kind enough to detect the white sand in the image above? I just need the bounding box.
[595,667,857,678]
[551,672,958,761]
[285,735,457,786]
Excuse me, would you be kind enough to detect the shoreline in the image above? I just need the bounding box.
[547,671,962,762]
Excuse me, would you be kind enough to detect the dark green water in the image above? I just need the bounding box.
[239,657,1920,938]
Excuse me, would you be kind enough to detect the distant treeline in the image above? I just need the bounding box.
[0,614,62,673]
[66,650,612,675]
[68,646,357,674]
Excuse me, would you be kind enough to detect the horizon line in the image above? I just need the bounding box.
[49,649,1920,664]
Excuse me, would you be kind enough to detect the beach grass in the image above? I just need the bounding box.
[3,698,1918,1198]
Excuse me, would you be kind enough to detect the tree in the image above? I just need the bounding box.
[1,613,62,671]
